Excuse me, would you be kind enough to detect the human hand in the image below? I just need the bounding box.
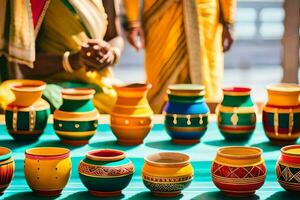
[222,24,234,52]
[79,39,116,71]
[126,26,145,51]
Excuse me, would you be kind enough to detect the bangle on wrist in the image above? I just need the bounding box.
[62,51,74,73]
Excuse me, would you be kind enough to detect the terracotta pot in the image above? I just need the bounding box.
[164,84,210,144]
[217,87,256,141]
[211,146,266,197]
[110,83,153,145]
[262,84,300,144]
[5,80,50,141]
[142,152,193,197]
[24,147,71,196]
[0,147,15,194]
[53,88,99,146]
[78,149,134,197]
[276,145,300,192]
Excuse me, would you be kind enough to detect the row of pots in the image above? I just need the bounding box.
[1,145,300,197]
[4,80,300,146]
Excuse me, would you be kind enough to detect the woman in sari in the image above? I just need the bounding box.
[123,0,236,113]
[0,0,123,113]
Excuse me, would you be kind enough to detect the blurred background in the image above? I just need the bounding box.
[115,0,299,102]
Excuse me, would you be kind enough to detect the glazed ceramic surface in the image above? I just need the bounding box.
[78,149,134,196]
[262,84,300,144]
[0,147,14,194]
[142,152,193,197]
[211,146,266,197]
[5,80,50,141]
[53,88,99,146]
[217,87,256,141]
[276,145,300,191]
[164,84,209,144]
[24,147,71,196]
[110,83,153,145]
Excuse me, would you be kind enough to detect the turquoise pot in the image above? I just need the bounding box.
[164,84,210,144]
[78,149,134,197]
[53,88,99,146]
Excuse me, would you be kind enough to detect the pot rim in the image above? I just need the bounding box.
[113,83,152,91]
[266,83,300,93]
[281,145,300,157]
[86,149,126,161]
[0,147,12,162]
[61,88,95,100]
[10,80,46,92]
[217,146,262,160]
[145,152,190,167]
[25,147,70,160]
[223,86,251,95]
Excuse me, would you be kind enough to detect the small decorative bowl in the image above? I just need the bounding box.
[0,147,14,195]
[276,145,300,192]
[142,152,194,197]
[24,147,71,196]
[211,146,266,197]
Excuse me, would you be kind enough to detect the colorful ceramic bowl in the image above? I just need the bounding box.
[78,149,134,196]
[211,146,266,197]
[24,147,71,196]
[10,80,46,107]
[0,147,14,194]
[142,152,193,197]
[54,88,99,146]
[217,87,256,141]
[276,145,300,191]
[164,84,210,144]
[5,99,50,141]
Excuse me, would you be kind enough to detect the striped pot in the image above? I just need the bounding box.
[78,149,134,197]
[0,147,14,194]
[217,87,256,141]
[164,84,209,144]
[110,83,153,145]
[53,88,99,146]
[211,147,266,197]
[263,84,300,144]
[276,145,300,192]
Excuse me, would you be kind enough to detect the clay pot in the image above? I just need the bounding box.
[142,152,193,197]
[276,145,300,192]
[5,80,50,141]
[263,84,300,144]
[164,84,210,144]
[78,149,134,197]
[211,146,266,197]
[24,147,71,196]
[53,88,99,146]
[110,83,153,145]
[217,87,256,141]
[0,147,14,194]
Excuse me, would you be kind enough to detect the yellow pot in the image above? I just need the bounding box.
[266,83,300,106]
[142,152,194,197]
[24,147,71,196]
[9,80,46,107]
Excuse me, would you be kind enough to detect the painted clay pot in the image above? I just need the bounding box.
[263,84,300,144]
[211,146,266,197]
[0,147,15,194]
[142,152,193,197]
[217,87,256,141]
[78,149,134,197]
[276,145,300,192]
[164,84,209,144]
[24,147,71,196]
[110,83,153,145]
[53,88,99,146]
[5,80,50,141]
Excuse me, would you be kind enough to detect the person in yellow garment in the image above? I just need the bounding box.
[0,0,123,113]
[123,0,236,113]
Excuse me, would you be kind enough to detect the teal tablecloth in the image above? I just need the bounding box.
[0,118,299,200]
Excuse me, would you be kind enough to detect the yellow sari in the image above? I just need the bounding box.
[124,0,236,113]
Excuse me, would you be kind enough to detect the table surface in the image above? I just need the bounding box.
[0,115,299,200]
